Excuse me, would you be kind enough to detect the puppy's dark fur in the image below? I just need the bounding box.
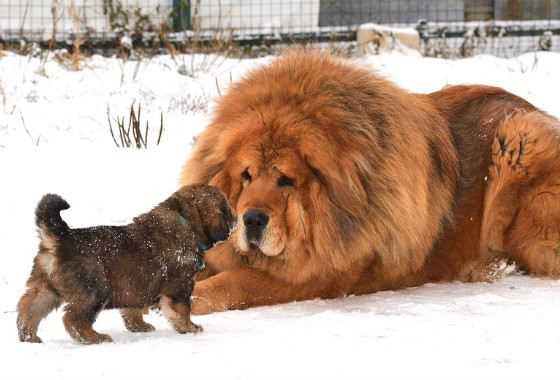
[17,185,234,344]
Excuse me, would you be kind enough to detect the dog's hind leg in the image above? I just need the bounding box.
[17,277,60,343]
[481,111,560,278]
[63,294,112,344]
[120,308,155,332]
[507,191,560,277]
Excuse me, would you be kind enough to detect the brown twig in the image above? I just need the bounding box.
[157,113,164,145]
[107,106,120,147]
[107,102,164,149]
[19,111,40,146]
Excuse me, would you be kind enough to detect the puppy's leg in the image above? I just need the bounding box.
[17,277,60,343]
[159,295,202,334]
[120,308,155,333]
[63,295,112,344]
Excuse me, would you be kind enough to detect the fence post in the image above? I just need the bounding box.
[173,0,191,31]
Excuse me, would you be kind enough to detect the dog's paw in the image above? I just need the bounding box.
[191,291,228,315]
[175,322,203,334]
[81,333,113,345]
[126,321,155,333]
[97,333,114,343]
[121,308,155,333]
[20,335,42,344]
[190,295,212,315]
[186,322,203,334]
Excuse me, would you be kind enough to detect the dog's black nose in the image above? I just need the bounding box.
[243,208,268,241]
[244,209,269,229]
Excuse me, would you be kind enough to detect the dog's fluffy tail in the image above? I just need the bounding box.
[35,194,70,237]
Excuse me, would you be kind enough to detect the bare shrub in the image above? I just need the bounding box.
[107,103,164,149]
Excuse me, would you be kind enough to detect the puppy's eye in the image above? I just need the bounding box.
[277,175,294,187]
[241,169,252,183]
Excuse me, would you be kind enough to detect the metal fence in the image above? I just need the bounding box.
[0,1,559,57]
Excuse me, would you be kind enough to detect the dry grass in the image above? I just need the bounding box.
[19,111,41,146]
[107,103,164,149]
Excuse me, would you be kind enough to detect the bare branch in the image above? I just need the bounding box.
[107,105,120,147]
[107,101,165,149]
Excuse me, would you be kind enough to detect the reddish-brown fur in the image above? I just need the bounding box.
[481,111,560,277]
[180,52,559,314]
[17,185,234,344]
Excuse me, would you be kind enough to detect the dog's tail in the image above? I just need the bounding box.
[35,194,70,237]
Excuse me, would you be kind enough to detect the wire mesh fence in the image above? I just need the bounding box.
[0,1,559,57]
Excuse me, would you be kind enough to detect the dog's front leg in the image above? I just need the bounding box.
[191,269,305,314]
[159,295,202,334]
[120,308,155,332]
[197,239,244,281]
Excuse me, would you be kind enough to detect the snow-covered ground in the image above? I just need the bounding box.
[1,50,560,379]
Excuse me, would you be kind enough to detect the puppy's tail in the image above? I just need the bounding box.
[35,194,70,237]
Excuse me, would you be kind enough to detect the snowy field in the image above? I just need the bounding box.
[1,50,560,379]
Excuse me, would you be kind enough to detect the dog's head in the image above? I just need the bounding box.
[171,185,235,250]
[180,53,380,262]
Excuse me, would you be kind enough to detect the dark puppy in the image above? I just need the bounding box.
[17,185,234,344]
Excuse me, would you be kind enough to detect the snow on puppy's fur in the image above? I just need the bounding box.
[17,185,234,344]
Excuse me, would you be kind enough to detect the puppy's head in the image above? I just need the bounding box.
[171,185,235,250]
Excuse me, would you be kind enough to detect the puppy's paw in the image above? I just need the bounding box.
[125,321,156,333]
[121,308,155,333]
[175,321,203,334]
[82,333,113,345]
[186,322,203,334]
[98,333,114,343]
[20,335,42,344]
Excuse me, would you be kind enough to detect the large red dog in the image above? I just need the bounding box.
[176,52,560,314]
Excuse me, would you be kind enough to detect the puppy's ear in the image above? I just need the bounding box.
[160,196,183,216]
[166,195,210,245]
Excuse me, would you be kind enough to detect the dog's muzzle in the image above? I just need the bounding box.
[197,241,212,252]
[193,248,206,272]
[243,208,269,244]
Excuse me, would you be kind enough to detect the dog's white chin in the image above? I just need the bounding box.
[255,240,284,257]
[234,227,284,257]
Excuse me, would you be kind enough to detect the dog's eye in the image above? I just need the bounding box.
[241,169,252,183]
[277,175,294,187]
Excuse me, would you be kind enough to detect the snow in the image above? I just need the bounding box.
[359,23,419,36]
[1,50,560,378]
[2,276,559,379]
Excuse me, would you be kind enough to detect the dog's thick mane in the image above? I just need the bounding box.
[182,52,459,283]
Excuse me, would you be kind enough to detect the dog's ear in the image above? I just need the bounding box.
[165,195,210,245]
[160,196,183,216]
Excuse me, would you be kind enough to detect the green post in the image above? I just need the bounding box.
[173,0,191,31]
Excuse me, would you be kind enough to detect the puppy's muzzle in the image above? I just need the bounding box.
[197,242,212,252]
[195,255,206,271]
[243,208,269,244]
[194,244,207,271]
